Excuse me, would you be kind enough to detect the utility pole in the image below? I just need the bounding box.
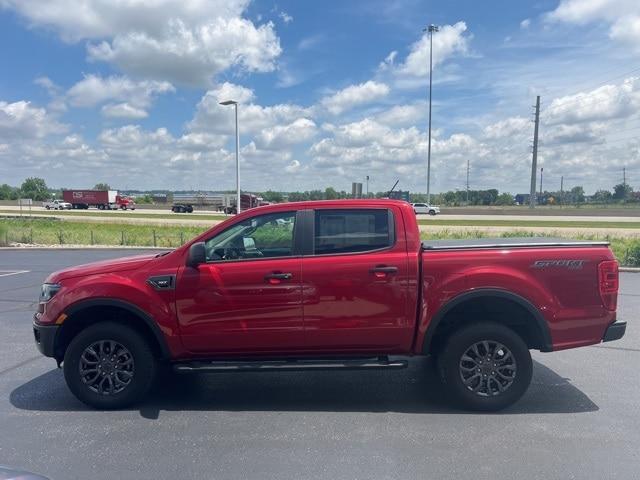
[219,100,241,214]
[623,167,626,187]
[425,24,439,205]
[529,96,541,208]
[539,167,543,200]
[466,158,470,205]
[560,175,564,206]
[366,175,370,198]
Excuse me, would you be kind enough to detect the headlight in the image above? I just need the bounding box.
[40,283,61,303]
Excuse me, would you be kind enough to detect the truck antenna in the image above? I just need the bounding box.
[387,180,400,197]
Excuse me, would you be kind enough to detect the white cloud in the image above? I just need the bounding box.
[544,77,640,125]
[255,118,317,150]
[279,11,293,24]
[188,83,311,136]
[378,51,397,71]
[0,100,67,140]
[520,18,531,29]
[397,22,470,77]
[298,34,324,51]
[483,117,530,139]
[1,0,282,86]
[609,15,640,45]
[67,75,174,118]
[375,103,426,127]
[101,103,148,119]
[547,0,640,47]
[321,80,390,115]
[285,160,301,173]
[208,82,255,104]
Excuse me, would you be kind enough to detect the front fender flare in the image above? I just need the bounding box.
[61,298,171,359]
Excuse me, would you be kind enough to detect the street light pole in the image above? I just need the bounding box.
[425,24,438,205]
[220,100,240,214]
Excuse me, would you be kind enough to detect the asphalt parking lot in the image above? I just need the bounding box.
[0,249,638,480]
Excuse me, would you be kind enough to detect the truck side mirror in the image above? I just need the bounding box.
[187,242,206,267]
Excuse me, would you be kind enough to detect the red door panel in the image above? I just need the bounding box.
[301,207,413,353]
[175,258,303,354]
[302,252,412,352]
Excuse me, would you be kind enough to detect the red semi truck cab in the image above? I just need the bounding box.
[32,200,626,411]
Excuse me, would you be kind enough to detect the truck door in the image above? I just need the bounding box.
[175,210,304,354]
[301,207,413,353]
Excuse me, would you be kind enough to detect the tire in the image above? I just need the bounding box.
[437,322,532,411]
[98,204,104,210]
[63,322,156,409]
[186,206,193,213]
[429,210,436,216]
[45,206,50,210]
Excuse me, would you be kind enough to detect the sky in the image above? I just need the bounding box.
[1,0,640,195]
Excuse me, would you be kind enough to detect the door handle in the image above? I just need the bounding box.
[264,272,293,284]
[370,266,398,278]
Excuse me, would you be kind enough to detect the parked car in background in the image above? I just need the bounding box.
[411,203,440,215]
[171,203,194,213]
[42,199,71,210]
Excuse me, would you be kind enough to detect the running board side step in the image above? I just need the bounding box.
[173,357,408,373]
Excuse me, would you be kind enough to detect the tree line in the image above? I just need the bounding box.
[1,177,637,206]
[0,179,113,202]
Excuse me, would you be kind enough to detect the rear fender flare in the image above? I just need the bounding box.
[421,288,553,354]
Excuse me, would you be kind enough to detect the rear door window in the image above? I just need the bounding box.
[313,209,393,255]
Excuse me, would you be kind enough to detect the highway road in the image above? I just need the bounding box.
[3,204,640,222]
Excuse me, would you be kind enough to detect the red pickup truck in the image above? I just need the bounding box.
[33,200,625,411]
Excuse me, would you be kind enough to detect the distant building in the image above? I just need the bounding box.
[515,193,530,205]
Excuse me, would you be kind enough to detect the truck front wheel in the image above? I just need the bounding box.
[437,322,532,411]
[63,322,157,409]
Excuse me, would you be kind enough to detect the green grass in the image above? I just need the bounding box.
[2,218,639,266]
[0,208,227,222]
[1,218,208,248]
[417,218,640,229]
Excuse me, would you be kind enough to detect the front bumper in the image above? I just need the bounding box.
[602,321,626,342]
[33,320,59,357]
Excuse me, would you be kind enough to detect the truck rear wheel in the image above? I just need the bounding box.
[437,322,532,411]
[63,322,156,409]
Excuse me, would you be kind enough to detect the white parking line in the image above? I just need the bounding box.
[0,270,30,277]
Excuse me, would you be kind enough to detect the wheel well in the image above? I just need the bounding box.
[428,296,548,355]
[55,305,166,362]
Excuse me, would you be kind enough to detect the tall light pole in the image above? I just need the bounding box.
[425,24,438,205]
[366,175,370,197]
[220,100,240,214]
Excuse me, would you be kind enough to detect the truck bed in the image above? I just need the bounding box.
[421,237,610,251]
